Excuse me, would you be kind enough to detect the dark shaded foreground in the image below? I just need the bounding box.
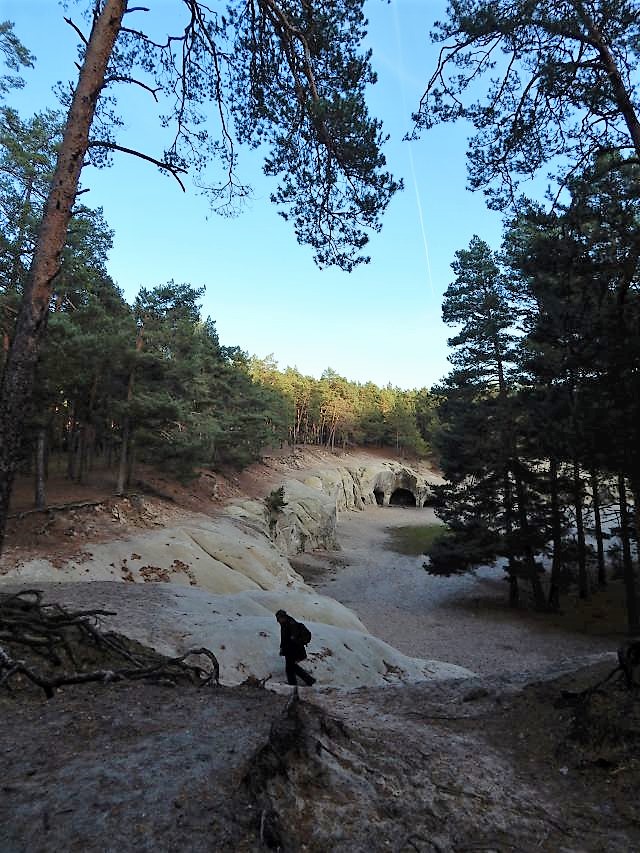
[2,656,640,852]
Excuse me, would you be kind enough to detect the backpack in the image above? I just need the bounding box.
[292,619,312,646]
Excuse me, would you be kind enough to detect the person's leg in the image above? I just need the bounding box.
[293,663,315,685]
[285,657,298,685]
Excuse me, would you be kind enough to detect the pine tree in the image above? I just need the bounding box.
[502,155,640,629]
[428,237,547,606]
[0,0,400,552]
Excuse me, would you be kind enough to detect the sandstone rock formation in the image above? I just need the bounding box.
[0,454,467,688]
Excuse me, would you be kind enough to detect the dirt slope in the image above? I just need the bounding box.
[2,658,638,853]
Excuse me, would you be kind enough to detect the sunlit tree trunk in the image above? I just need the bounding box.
[0,0,127,554]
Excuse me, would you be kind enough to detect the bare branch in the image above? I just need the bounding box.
[87,141,187,191]
[64,17,88,47]
[106,74,162,101]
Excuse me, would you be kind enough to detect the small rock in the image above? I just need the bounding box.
[462,686,490,702]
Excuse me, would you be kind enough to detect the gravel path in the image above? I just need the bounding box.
[299,505,619,676]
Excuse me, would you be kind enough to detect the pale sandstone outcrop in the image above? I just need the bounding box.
[231,458,445,557]
[0,456,471,687]
[1,580,472,688]
[289,459,445,513]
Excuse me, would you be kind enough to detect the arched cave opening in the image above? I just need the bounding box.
[389,488,417,507]
[373,488,385,506]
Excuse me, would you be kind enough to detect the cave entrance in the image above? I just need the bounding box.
[389,488,416,507]
[373,488,384,506]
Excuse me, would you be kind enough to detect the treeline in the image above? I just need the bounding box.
[0,108,432,505]
[429,156,640,633]
[249,358,433,455]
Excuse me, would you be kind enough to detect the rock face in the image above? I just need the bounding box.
[280,458,444,522]
[228,478,339,554]
[238,457,445,557]
[365,462,445,507]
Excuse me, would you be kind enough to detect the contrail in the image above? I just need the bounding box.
[391,1,435,297]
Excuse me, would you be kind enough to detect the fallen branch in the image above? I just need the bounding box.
[7,492,154,520]
[8,499,111,519]
[0,589,220,698]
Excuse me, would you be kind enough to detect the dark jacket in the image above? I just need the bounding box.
[279,616,307,662]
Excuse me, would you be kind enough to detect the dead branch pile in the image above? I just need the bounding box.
[0,588,219,698]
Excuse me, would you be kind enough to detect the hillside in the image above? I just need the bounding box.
[1,449,639,852]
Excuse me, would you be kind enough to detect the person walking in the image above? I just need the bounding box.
[275,609,315,686]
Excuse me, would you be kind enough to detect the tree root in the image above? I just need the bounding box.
[558,641,640,708]
[0,588,219,698]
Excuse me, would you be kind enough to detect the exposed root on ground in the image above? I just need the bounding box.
[0,589,219,698]
[243,690,365,851]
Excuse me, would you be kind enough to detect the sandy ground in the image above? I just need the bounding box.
[292,505,619,676]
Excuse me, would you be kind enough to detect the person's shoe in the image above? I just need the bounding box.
[305,676,316,686]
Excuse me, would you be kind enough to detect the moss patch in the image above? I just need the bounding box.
[385,524,446,556]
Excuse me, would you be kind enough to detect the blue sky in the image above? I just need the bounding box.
[5,0,506,390]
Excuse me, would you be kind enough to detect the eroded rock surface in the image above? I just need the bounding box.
[0,455,459,689]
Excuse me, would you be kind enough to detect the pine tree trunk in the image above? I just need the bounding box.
[515,474,546,610]
[116,328,143,495]
[34,428,46,510]
[85,424,95,478]
[591,470,606,587]
[503,472,519,607]
[0,0,127,556]
[126,438,136,491]
[547,457,563,610]
[82,374,99,482]
[44,425,49,480]
[69,427,83,482]
[573,459,588,599]
[78,425,89,484]
[66,401,76,479]
[627,477,640,632]
[116,417,130,496]
[618,473,639,635]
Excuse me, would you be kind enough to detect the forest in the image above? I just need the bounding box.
[430,162,640,634]
[0,100,431,486]
[1,1,640,638]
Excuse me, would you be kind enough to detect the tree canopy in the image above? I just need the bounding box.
[79,0,400,269]
[413,0,640,207]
